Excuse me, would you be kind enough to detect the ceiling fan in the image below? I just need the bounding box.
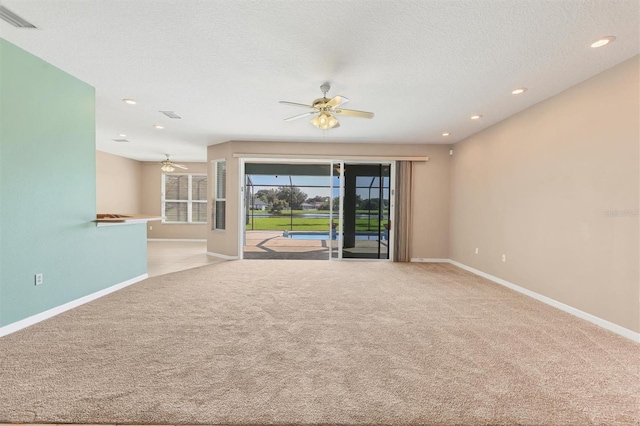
[279,83,374,130]
[160,154,188,172]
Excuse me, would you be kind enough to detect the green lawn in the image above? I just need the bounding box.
[247,217,330,231]
[246,215,387,231]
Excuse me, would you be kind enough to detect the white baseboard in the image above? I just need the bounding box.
[147,238,207,242]
[448,259,640,343]
[411,257,450,263]
[3,260,636,343]
[0,274,148,338]
[207,251,239,260]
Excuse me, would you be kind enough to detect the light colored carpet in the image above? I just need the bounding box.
[0,261,638,425]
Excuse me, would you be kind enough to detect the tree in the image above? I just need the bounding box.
[276,186,307,210]
[319,196,340,211]
[270,199,288,214]
[362,199,379,211]
[255,189,278,204]
[306,195,328,203]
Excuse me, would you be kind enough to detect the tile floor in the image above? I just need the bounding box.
[147,240,224,277]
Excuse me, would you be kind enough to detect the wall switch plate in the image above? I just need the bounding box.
[34,273,43,286]
[475,248,479,254]
[502,254,506,262]
[149,225,153,230]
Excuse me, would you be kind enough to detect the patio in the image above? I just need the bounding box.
[244,231,333,260]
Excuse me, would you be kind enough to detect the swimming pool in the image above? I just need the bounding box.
[288,232,331,240]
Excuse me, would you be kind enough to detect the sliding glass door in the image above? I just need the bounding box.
[242,162,336,260]
[341,163,391,259]
[239,159,391,261]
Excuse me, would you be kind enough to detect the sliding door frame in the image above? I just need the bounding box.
[237,157,395,261]
[329,160,344,261]
[338,160,395,262]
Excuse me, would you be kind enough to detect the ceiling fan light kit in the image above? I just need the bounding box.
[280,83,374,131]
[160,154,188,173]
[311,112,339,130]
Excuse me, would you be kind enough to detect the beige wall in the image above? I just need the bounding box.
[141,161,208,240]
[450,56,639,333]
[207,141,451,259]
[95,151,207,239]
[96,150,142,213]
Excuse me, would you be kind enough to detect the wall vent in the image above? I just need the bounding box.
[0,5,37,28]
[160,111,182,119]
[112,139,130,143]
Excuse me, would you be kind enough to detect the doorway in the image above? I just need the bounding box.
[242,162,336,260]
[240,159,393,261]
[341,163,391,259]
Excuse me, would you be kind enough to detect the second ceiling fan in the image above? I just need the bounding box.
[160,154,188,173]
[279,83,374,130]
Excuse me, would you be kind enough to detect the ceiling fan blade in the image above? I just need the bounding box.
[174,164,188,170]
[334,108,374,119]
[279,101,314,109]
[284,111,316,122]
[326,95,349,108]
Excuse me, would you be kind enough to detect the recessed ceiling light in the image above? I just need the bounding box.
[118,133,127,137]
[591,36,616,48]
[470,115,482,120]
[122,99,137,105]
[153,124,165,129]
[511,87,527,95]
[442,132,450,137]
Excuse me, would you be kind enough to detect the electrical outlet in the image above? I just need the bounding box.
[502,254,506,262]
[34,273,43,286]
[475,248,479,254]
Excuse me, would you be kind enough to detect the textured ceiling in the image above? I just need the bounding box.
[1,0,638,162]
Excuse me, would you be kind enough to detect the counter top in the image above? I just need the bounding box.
[94,214,162,227]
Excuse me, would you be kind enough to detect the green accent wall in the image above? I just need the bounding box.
[0,38,147,327]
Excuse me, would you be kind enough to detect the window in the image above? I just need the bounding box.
[163,174,207,223]
[213,160,226,230]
